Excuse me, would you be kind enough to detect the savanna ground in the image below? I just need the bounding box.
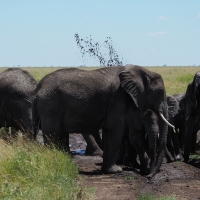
[0,66,200,199]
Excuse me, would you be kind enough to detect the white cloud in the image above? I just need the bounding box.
[149,31,167,37]
[158,16,170,21]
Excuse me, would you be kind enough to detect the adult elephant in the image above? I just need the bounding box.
[33,64,173,177]
[0,68,37,135]
[182,72,200,162]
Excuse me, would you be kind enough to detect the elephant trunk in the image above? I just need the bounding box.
[147,102,168,178]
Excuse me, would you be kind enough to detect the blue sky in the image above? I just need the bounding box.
[0,1,200,67]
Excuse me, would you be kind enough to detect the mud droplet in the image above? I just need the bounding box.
[74,33,123,67]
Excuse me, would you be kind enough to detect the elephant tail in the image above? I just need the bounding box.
[32,97,40,138]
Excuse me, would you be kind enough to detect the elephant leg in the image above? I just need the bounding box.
[184,116,196,162]
[191,131,197,154]
[41,116,65,149]
[82,132,103,157]
[124,139,140,168]
[61,133,70,152]
[171,129,183,160]
[93,130,102,150]
[179,119,185,150]
[148,131,158,171]
[129,129,148,175]
[101,124,124,174]
[117,136,125,165]
[166,127,176,161]
[165,146,175,163]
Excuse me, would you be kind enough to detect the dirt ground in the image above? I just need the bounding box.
[69,134,200,200]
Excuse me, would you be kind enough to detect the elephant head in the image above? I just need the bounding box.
[119,64,174,177]
[185,72,200,120]
[183,72,200,162]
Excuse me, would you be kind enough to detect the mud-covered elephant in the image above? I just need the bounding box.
[33,64,173,177]
[181,72,200,162]
[0,68,37,135]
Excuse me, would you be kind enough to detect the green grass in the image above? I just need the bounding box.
[136,194,177,200]
[147,66,200,94]
[124,176,135,181]
[0,134,90,200]
[189,154,200,160]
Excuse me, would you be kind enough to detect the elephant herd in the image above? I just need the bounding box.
[0,65,199,178]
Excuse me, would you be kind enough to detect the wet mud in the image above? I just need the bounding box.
[70,134,200,200]
[74,34,123,67]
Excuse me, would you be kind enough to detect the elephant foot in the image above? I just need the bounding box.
[140,167,150,175]
[183,154,189,163]
[166,157,175,163]
[101,164,123,174]
[85,147,103,157]
[175,154,183,161]
[132,161,140,169]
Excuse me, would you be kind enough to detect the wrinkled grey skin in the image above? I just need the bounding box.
[124,108,164,176]
[143,110,160,173]
[82,131,103,156]
[119,95,181,169]
[173,93,186,151]
[33,65,168,176]
[165,94,182,162]
[0,68,37,134]
[117,124,140,169]
[181,72,200,162]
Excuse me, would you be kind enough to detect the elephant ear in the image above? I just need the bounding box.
[185,82,196,108]
[119,66,145,109]
[185,83,196,120]
[193,72,200,105]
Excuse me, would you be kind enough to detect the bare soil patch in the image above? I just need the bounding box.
[70,134,200,200]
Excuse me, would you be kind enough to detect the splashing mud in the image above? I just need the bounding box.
[74,33,123,67]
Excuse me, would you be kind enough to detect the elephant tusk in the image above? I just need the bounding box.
[159,112,175,130]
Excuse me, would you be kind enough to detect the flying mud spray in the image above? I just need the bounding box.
[74,34,123,67]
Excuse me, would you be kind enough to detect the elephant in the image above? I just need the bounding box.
[165,94,183,162]
[117,94,184,170]
[33,64,174,177]
[119,107,174,172]
[180,72,200,162]
[0,68,37,135]
[172,94,186,153]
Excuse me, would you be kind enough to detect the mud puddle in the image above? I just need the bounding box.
[70,134,200,199]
